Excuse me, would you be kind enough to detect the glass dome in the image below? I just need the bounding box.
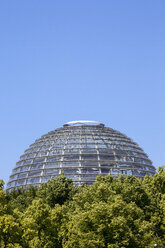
[7,121,156,191]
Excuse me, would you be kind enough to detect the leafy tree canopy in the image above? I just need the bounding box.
[0,168,165,247]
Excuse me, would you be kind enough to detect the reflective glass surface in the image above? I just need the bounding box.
[7,121,156,191]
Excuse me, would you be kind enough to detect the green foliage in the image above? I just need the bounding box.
[0,214,22,247]
[21,199,54,247]
[62,177,155,248]
[8,186,37,212]
[37,173,76,207]
[1,170,165,247]
[0,180,4,190]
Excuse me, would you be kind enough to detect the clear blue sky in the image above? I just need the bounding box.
[0,1,164,184]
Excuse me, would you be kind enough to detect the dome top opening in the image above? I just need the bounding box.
[63,120,104,127]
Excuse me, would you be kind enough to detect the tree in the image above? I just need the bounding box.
[37,174,76,207]
[8,186,37,212]
[0,170,164,247]
[63,179,155,248]
[0,214,22,247]
[21,199,60,248]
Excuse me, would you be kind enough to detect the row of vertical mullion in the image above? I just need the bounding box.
[92,132,101,174]
[60,131,73,174]
[79,131,82,181]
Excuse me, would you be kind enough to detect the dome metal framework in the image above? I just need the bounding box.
[7,121,156,191]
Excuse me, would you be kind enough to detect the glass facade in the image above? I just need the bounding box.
[7,121,156,191]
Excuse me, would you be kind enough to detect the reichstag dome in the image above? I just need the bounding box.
[7,121,156,191]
